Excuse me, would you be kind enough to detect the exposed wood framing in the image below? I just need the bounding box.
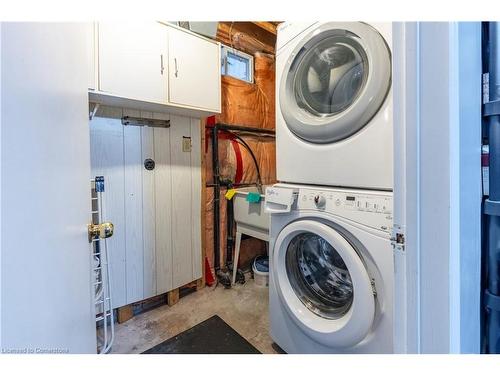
[217,22,276,55]
[251,22,278,35]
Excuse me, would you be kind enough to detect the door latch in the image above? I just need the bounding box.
[88,222,114,243]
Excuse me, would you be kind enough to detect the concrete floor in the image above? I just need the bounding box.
[111,278,279,354]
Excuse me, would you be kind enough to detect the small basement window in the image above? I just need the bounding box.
[221,45,254,83]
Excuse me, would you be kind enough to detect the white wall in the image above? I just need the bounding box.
[393,22,482,353]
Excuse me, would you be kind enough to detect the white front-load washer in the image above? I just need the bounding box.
[265,184,393,353]
[276,22,393,190]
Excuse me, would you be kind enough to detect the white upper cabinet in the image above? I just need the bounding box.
[98,22,168,104]
[89,22,221,116]
[167,26,221,112]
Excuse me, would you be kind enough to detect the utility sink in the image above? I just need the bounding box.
[231,186,270,285]
[233,186,270,238]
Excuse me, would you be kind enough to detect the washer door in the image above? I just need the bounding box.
[280,22,391,143]
[274,220,375,347]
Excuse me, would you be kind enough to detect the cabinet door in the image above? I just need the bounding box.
[168,26,221,112]
[98,22,168,104]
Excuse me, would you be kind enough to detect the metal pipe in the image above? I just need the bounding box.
[226,196,234,264]
[206,182,259,188]
[212,125,221,271]
[215,123,276,135]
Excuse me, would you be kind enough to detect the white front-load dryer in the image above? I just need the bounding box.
[266,184,393,353]
[276,22,393,190]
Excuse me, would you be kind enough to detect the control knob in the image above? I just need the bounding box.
[314,195,326,208]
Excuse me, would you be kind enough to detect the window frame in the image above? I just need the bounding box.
[221,44,254,84]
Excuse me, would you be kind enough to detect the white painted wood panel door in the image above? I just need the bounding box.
[168,26,221,112]
[98,22,168,104]
[1,23,96,353]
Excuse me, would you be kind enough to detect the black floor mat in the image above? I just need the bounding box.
[142,315,261,354]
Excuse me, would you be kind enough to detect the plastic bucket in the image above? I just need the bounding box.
[252,255,269,287]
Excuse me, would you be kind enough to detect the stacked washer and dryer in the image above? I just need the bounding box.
[265,22,394,353]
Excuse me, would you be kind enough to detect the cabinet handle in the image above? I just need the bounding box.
[160,54,164,75]
[174,57,178,77]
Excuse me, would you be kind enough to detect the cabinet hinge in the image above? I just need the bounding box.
[391,224,405,252]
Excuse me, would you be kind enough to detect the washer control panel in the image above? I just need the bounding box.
[297,188,393,232]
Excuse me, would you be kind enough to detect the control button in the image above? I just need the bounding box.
[335,198,341,206]
[365,201,373,212]
[314,195,326,208]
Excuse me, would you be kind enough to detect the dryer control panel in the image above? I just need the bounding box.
[296,187,393,233]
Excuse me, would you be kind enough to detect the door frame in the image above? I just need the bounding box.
[392,22,482,353]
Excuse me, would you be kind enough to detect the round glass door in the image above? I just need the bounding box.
[294,35,367,117]
[286,232,353,319]
[279,22,391,144]
[273,220,375,347]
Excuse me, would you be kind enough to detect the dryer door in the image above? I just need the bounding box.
[273,219,375,347]
[279,22,391,143]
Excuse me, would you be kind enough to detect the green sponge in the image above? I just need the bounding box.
[246,192,261,203]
